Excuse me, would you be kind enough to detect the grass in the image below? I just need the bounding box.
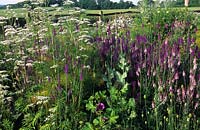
[0,8,139,18]
[0,8,27,18]
[85,8,138,14]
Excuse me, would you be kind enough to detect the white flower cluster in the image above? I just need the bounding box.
[31,96,49,105]
[4,25,17,37]
[63,0,74,6]
[112,16,133,30]
[0,70,10,82]
[0,84,10,102]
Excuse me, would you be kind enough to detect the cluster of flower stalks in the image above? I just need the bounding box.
[95,19,200,129]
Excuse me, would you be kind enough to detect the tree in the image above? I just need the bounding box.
[173,0,200,7]
[117,0,135,9]
[48,0,63,6]
[79,0,98,9]
[71,0,79,7]
[190,0,200,7]
[102,0,113,9]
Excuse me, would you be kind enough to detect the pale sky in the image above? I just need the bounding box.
[0,0,140,5]
[0,0,26,5]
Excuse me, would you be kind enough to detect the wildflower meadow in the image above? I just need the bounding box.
[0,0,200,130]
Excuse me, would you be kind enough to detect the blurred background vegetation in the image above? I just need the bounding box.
[0,0,200,10]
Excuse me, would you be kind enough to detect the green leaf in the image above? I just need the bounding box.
[106,108,112,112]
[93,119,99,126]
[120,98,126,106]
[125,66,129,72]
[122,72,127,79]
[86,101,96,112]
[116,71,124,83]
[128,98,135,108]
[130,111,136,119]
[109,87,118,101]
[89,96,95,100]
[82,122,94,130]
[32,111,42,127]
[40,124,51,130]
[109,111,119,124]
[95,92,100,99]
[119,56,125,66]
[120,83,128,94]
[103,76,108,82]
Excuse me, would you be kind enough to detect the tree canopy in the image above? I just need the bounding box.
[78,0,135,9]
[0,0,135,9]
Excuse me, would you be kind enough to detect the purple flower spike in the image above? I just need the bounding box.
[197,51,200,59]
[97,103,105,111]
[132,81,136,88]
[68,89,72,97]
[80,70,83,81]
[64,64,69,74]
[158,34,161,40]
[48,76,51,82]
[57,75,62,92]
[178,37,184,45]
[57,85,62,92]
[96,37,102,43]
[156,23,161,29]
[59,26,63,32]
[198,74,200,80]
[107,25,111,35]
[53,28,57,36]
[75,23,79,31]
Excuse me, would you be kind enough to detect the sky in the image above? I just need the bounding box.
[0,0,140,5]
[0,0,26,5]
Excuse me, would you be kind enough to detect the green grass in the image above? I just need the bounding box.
[174,6,200,11]
[0,8,27,18]
[0,7,139,18]
[85,8,138,14]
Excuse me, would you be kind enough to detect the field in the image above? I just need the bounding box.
[0,4,200,130]
[0,7,200,18]
[0,8,137,18]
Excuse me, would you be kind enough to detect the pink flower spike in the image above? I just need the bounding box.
[194,102,199,110]
[196,94,199,99]
[164,38,168,45]
[193,57,197,64]
[169,86,173,93]
[190,48,193,54]
[183,71,186,77]
[177,89,181,95]
[144,48,147,54]
[182,86,186,100]
[152,101,155,109]
[174,72,179,80]
[138,81,141,87]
